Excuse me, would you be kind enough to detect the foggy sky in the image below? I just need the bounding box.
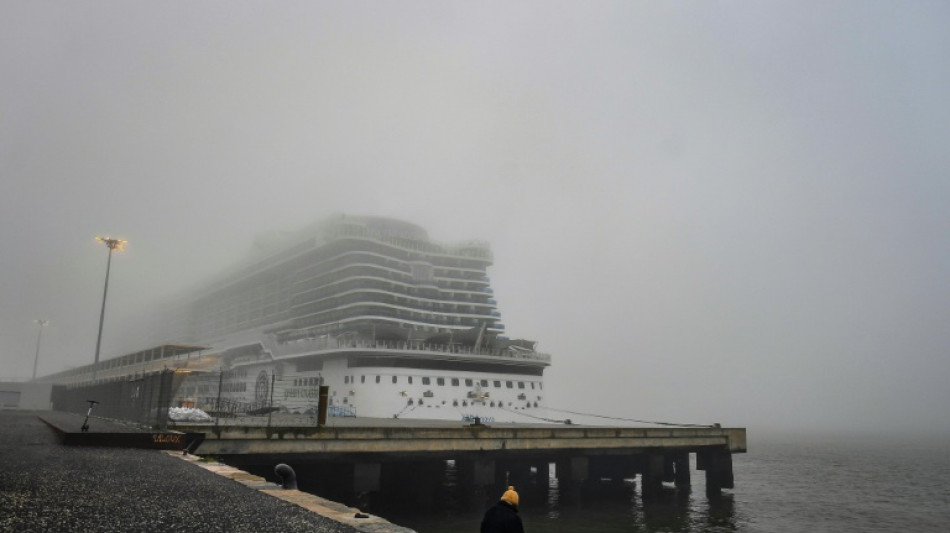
[2,1,948,435]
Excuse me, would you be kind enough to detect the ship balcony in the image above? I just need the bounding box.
[270,335,551,364]
[291,302,507,329]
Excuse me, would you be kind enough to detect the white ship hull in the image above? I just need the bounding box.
[208,337,550,424]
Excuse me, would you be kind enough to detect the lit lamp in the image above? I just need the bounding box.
[92,237,126,382]
[31,319,48,381]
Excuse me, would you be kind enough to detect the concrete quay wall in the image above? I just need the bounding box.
[177,423,747,456]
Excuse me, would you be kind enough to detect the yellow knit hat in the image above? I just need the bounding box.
[500,485,519,506]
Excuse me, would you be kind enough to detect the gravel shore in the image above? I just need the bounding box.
[0,410,362,533]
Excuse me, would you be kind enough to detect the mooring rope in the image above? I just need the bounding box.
[392,402,417,419]
[498,405,570,424]
[543,406,716,428]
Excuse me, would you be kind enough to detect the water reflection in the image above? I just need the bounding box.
[703,492,737,532]
[351,460,739,533]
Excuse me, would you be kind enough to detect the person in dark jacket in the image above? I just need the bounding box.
[480,485,524,533]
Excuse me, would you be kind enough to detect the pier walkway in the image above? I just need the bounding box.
[0,410,412,533]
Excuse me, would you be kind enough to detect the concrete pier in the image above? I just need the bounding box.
[172,418,745,503]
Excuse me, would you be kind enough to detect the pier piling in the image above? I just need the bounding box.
[640,454,665,497]
[673,452,691,487]
[698,450,734,494]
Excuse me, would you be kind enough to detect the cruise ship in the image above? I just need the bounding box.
[48,215,552,423]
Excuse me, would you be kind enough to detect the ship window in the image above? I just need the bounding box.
[422,377,431,385]
[361,375,365,384]
[409,377,413,384]
[392,376,397,384]
[480,379,488,387]
[344,376,349,384]
[437,378,445,386]
[493,381,501,388]
[376,375,381,384]
[506,381,513,389]
[531,382,535,390]
[518,382,525,389]
[465,379,473,387]
[451,378,459,386]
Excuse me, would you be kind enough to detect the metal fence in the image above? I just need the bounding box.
[172,370,332,428]
[51,369,331,429]
[51,370,179,429]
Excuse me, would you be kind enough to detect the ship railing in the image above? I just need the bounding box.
[272,336,551,362]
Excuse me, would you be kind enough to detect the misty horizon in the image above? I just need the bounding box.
[2,2,948,436]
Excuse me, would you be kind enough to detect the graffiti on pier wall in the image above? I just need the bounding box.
[284,387,322,399]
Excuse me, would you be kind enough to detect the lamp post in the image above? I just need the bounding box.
[31,319,48,381]
[92,237,126,382]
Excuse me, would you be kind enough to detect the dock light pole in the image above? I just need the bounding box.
[31,319,49,381]
[92,237,126,382]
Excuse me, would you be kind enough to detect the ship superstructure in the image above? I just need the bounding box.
[46,215,551,423]
[192,215,505,345]
[191,214,552,421]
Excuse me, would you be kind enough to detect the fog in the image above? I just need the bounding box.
[2,1,948,436]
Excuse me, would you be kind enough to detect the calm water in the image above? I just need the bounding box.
[353,433,950,533]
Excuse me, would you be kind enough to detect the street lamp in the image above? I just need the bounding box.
[31,319,48,381]
[92,237,126,381]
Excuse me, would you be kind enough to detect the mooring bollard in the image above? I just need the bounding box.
[274,463,297,490]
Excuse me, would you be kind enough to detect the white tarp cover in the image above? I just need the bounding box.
[168,407,212,422]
